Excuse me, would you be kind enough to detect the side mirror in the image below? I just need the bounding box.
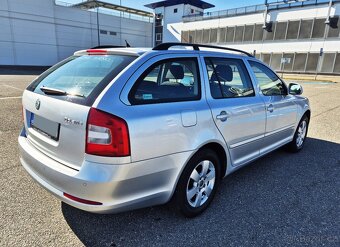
[288,83,303,95]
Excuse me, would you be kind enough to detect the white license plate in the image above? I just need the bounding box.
[31,114,60,140]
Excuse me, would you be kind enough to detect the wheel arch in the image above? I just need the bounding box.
[304,109,311,120]
[168,141,229,203]
[195,142,227,179]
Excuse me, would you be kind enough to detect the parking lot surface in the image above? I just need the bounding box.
[0,73,339,247]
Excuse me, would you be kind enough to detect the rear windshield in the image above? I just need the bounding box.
[27,54,136,106]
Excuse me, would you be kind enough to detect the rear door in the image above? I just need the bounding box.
[202,56,266,167]
[22,53,136,170]
[117,53,213,162]
[247,60,297,153]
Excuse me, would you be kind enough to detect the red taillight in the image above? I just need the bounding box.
[63,193,102,205]
[86,49,107,55]
[86,108,130,157]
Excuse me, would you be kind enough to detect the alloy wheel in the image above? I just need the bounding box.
[296,120,307,147]
[186,160,216,208]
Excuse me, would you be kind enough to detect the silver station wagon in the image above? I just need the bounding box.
[19,43,310,217]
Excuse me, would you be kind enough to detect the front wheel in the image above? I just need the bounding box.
[287,115,309,152]
[173,149,221,217]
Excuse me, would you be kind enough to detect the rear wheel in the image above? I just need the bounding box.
[287,115,309,152]
[174,149,221,217]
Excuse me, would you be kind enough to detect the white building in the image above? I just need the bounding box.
[146,0,340,74]
[0,0,153,66]
[145,0,214,45]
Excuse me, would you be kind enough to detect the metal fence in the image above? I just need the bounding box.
[182,0,339,22]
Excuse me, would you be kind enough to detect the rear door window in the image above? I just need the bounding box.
[27,55,136,106]
[129,58,201,104]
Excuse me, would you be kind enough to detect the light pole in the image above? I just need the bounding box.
[97,5,100,46]
[119,0,122,45]
[152,13,156,47]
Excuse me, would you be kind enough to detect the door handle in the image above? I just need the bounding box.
[267,104,274,113]
[216,111,229,122]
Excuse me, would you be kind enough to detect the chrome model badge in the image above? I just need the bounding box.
[64,117,83,126]
[35,99,41,110]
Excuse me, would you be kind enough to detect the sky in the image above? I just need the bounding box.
[65,0,268,12]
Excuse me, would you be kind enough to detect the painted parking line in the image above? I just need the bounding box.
[2,84,24,91]
[0,96,22,100]
[300,81,334,85]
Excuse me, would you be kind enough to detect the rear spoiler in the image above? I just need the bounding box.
[74,49,140,57]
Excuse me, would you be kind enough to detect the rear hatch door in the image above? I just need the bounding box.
[23,92,89,170]
[22,52,136,170]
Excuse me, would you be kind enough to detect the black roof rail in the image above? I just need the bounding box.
[152,42,253,57]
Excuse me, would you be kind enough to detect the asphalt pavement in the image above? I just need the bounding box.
[0,74,339,247]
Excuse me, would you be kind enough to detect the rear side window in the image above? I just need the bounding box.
[248,61,287,96]
[27,55,136,106]
[205,58,255,99]
[129,58,201,104]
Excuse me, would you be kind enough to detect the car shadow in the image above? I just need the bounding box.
[62,138,340,247]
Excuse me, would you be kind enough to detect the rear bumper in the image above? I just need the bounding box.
[18,131,191,213]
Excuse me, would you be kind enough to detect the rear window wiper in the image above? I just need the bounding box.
[40,86,85,98]
[40,86,67,95]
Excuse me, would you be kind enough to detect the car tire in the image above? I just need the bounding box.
[173,149,221,217]
[286,114,309,152]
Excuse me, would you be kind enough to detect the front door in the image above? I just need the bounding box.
[203,57,266,167]
[248,60,297,154]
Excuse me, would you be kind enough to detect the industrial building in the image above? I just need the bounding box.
[0,0,153,66]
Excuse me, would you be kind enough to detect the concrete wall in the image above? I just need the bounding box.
[0,0,153,66]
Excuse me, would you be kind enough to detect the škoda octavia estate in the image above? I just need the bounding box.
[19,43,310,217]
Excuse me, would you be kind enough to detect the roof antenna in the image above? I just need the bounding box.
[125,40,131,47]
